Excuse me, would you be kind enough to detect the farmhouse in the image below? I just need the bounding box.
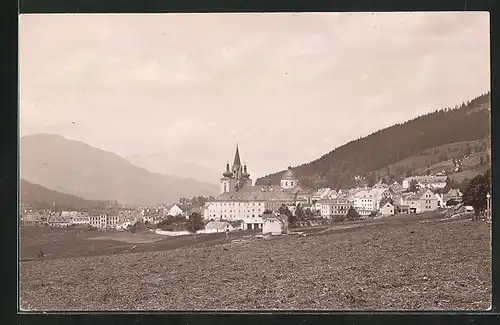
[262,214,288,235]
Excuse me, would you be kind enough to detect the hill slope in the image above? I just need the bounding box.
[20,179,115,212]
[256,91,491,188]
[20,134,219,205]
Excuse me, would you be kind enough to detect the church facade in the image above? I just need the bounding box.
[205,145,313,222]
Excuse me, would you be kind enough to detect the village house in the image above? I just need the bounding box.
[228,220,244,230]
[242,216,264,230]
[319,198,353,219]
[167,204,185,217]
[443,189,463,206]
[262,214,288,235]
[22,210,42,223]
[406,189,439,214]
[201,220,234,233]
[353,190,376,216]
[48,214,72,227]
[71,213,90,225]
[380,201,395,216]
[142,208,164,224]
[89,213,119,229]
[371,188,393,210]
[402,175,448,190]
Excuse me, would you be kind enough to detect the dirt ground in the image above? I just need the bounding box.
[19,215,491,311]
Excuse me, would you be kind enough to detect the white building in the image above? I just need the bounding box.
[402,176,447,190]
[168,204,184,217]
[71,214,90,225]
[262,214,288,235]
[89,213,119,229]
[406,189,440,213]
[353,190,376,216]
[380,202,395,216]
[202,221,234,233]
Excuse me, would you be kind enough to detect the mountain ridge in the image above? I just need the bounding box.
[20,134,219,205]
[256,91,491,189]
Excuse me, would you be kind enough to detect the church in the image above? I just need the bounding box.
[205,145,313,224]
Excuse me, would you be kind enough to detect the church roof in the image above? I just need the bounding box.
[281,166,297,180]
[215,185,296,202]
[233,145,241,167]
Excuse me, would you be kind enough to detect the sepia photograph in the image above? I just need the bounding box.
[19,12,491,311]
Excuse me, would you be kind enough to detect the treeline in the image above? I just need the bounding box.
[256,91,491,189]
[20,179,117,212]
[177,195,215,210]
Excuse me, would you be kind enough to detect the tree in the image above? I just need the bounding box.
[295,203,304,220]
[187,212,204,233]
[346,207,361,221]
[426,169,431,176]
[278,204,289,216]
[408,179,419,193]
[263,209,273,214]
[463,175,491,220]
[366,173,377,187]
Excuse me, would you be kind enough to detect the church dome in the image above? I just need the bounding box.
[242,165,250,178]
[281,166,297,180]
[223,163,233,178]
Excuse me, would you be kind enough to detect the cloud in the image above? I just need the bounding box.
[19,13,490,179]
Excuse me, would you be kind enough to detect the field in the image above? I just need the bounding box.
[20,225,259,261]
[19,211,491,311]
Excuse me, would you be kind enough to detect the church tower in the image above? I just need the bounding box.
[220,162,234,194]
[281,166,298,189]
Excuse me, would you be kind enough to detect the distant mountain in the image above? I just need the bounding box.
[126,153,221,186]
[20,134,219,205]
[20,179,114,212]
[256,91,491,189]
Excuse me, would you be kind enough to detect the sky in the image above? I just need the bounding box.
[19,12,490,180]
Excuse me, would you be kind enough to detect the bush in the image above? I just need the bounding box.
[36,249,44,259]
[346,207,361,221]
[333,215,345,222]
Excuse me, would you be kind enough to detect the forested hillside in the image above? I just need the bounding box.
[256,91,491,189]
[20,179,117,212]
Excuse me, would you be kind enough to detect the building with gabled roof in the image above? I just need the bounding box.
[262,214,288,235]
[202,220,234,233]
[402,175,448,190]
[380,201,395,216]
[406,188,439,213]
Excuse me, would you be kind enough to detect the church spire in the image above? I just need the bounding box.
[233,144,241,167]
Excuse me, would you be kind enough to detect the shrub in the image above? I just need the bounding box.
[346,207,361,221]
